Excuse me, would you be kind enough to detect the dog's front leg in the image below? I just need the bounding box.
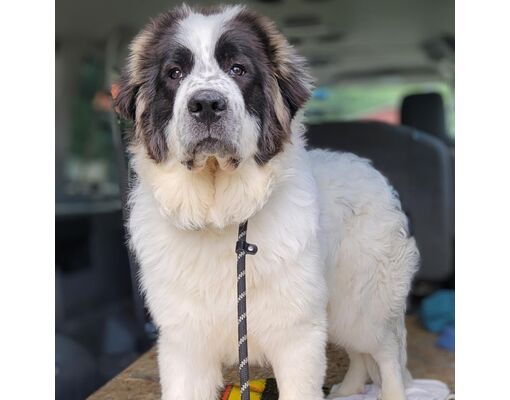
[158,328,223,400]
[266,323,327,400]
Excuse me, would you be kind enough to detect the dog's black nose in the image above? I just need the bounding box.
[188,90,227,125]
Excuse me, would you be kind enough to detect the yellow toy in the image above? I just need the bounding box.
[221,379,278,400]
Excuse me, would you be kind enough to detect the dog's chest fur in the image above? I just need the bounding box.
[128,144,327,365]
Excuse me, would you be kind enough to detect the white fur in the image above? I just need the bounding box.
[128,7,419,400]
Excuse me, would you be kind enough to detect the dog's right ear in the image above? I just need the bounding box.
[112,75,139,121]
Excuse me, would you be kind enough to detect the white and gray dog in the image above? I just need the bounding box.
[114,5,419,400]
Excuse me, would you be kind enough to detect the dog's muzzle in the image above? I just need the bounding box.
[183,90,240,171]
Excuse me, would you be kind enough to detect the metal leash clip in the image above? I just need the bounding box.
[235,237,258,256]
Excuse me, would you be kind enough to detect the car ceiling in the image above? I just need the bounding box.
[56,0,454,86]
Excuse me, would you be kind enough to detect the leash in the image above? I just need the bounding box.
[235,221,258,400]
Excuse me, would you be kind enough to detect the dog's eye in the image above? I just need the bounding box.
[228,64,246,77]
[169,67,183,80]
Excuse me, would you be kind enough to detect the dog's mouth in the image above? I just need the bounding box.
[182,137,240,172]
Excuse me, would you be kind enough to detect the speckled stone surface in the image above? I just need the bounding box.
[89,316,454,399]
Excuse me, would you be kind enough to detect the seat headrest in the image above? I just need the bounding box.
[401,92,447,139]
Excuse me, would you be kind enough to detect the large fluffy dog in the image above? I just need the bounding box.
[114,5,419,400]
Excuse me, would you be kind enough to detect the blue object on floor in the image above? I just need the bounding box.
[436,325,455,352]
[420,289,455,333]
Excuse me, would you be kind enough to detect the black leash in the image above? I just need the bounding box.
[235,221,258,400]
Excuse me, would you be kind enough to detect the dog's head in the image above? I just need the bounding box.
[115,5,312,171]
[115,5,313,229]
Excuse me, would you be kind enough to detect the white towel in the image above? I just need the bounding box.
[328,379,452,400]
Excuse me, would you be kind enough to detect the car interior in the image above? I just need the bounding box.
[55,0,454,398]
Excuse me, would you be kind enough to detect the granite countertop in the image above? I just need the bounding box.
[89,316,454,399]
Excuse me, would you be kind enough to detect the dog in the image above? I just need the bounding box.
[114,5,420,400]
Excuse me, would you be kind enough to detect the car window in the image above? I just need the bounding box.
[305,81,455,140]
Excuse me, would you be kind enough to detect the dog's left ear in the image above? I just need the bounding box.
[270,40,313,120]
[256,13,313,121]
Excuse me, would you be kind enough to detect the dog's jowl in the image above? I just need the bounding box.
[115,5,419,400]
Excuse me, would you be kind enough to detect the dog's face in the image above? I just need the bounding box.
[115,5,312,171]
